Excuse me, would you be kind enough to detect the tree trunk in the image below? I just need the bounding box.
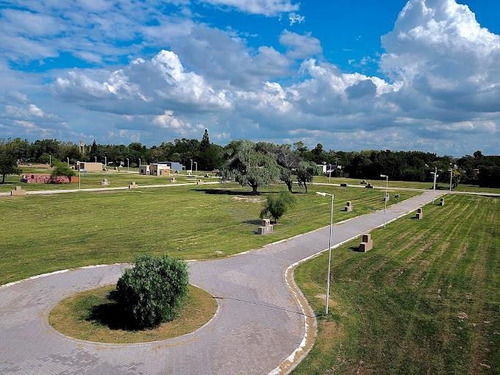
[304,181,308,193]
[285,180,293,193]
[250,183,259,195]
[1,173,5,184]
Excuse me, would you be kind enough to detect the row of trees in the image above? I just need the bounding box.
[2,132,500,188]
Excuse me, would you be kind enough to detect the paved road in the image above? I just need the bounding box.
[0,191,439,375]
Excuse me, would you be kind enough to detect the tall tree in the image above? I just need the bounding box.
[223,140,279,194]
[0,140,21,183]
[200,129,210,152]
[296,161,316,193]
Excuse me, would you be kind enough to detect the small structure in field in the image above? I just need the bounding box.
[100,178,110,186]
[257,219,273,235]
[439,198,445,206]
[21,174,78,184]
[75,162,103,172]
[11,186,26,196]
[416,207,423,220]
[139,161,184,176]
[359,233,373,252]
[344,201,353,212]
[129,181,138,189]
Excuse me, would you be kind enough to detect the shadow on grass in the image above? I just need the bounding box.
[194,188,297,196]
[349,245,364,253]
[86,291,137,331]
[242,219,263,226]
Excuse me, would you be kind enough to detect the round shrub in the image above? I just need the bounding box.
[115,255,189,329]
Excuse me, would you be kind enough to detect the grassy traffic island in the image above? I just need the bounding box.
[49,284,217,343]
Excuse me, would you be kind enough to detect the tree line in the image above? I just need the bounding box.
[1,130,499,188]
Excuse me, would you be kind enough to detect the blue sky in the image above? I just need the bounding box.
[0,0,499,155]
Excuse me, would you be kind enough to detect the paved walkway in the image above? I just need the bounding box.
[0,191,439,375]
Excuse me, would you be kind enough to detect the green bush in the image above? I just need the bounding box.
[114,255,189,329]
[260,191,296,223]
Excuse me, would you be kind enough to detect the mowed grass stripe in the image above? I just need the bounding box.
[293,194,499,374]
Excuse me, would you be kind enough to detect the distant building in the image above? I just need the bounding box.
[317,163,327,174]
[139,161,184,176]
[162,161,183,173]
[76,162,103,172]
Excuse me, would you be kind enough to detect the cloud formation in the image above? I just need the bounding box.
[0,0,498,154]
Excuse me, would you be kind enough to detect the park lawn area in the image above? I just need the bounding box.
[293,194,499,374]
[314,176,500,194]
[0,169,216,193]
[0,184,418,285]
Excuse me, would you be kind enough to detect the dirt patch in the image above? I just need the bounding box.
[315,294,337,309]
[232,196,264,203]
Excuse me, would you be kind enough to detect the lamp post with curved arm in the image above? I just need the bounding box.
[316,191,334,315]
[380,174,389,228]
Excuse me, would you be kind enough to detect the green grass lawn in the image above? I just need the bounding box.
[314,176,500,194]
[0,168,216,193]
[0,184,417,285]
[293,194,499,374]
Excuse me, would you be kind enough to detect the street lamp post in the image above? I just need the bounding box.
[380,174,389,228]
[328,164,332,184]
[190,159,193,175]
[126,158,129,170]
[194,161,198,175]
[431,167,438,202]
[449,166,453,192]
[77,161,81,190]
[138,158,141,167]
[66,157,70,165]
[316,191,334,315]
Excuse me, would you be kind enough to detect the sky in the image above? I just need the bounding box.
[0,0,499,156]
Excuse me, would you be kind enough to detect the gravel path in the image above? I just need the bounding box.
[0,191,439,375]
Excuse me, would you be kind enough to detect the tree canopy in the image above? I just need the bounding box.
[223,140,279,194]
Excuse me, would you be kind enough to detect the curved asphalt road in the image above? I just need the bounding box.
[0,191,439,375]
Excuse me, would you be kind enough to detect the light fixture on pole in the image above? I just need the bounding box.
[449,164,453,192]
[77,161,81,190]
[194,161,198,175]
[431,167,438,201]
[380,174,389,228]
[316,191,334,315]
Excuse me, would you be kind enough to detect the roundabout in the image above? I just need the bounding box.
[0,191,438,374]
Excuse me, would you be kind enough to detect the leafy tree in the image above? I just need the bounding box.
[256,142,302,193]
[114,255,189,329]
[223,140,279,194]
[296,161,316,193]
[0,140,20,183]
[51,161,76,183]
[260,191,296,223]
